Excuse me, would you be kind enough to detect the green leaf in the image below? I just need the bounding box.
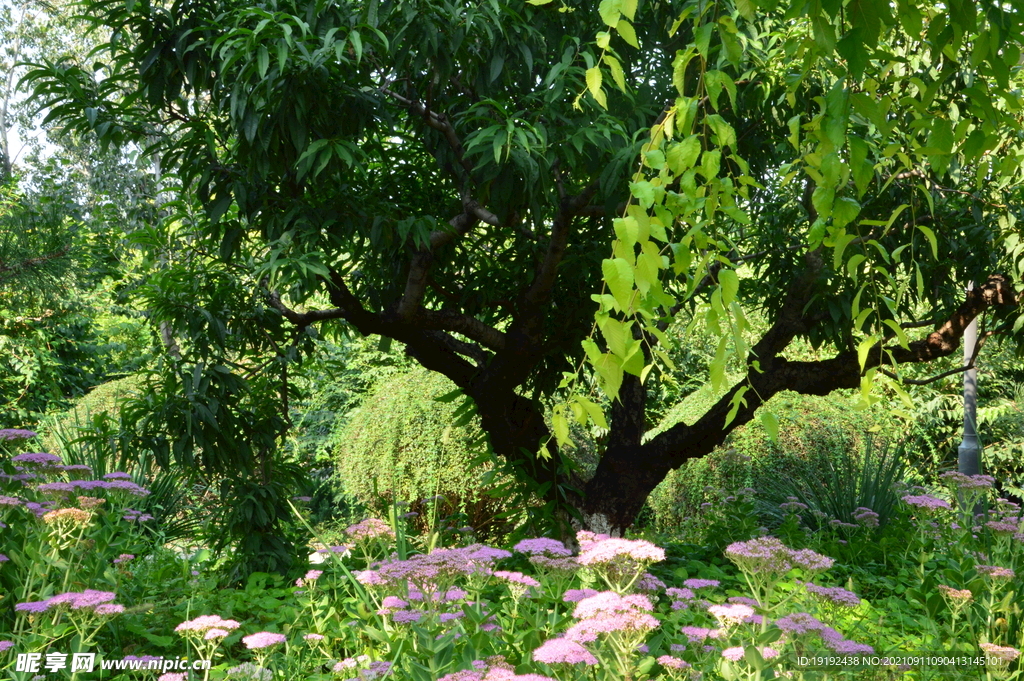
[718,269,739,305]
[616,19,639,48]
[526,0,554,4]
[257,45,270,78]
[832,197,861,229]
[832,232,857,270]
[594,353,624,400]
[760,411,779,442]
[552,411,571,446]
[602,258,635,311]
[576,396,609,429]
[882,319,910,350]
[586,67,607,108]
[857,335,878,372]
[724,385,748,427]
[636,245,661,295]
[613,216,640,249]
[836,28,868,80]
[598,0,622,27]
[667,136,701,173]
[598,315,630,356]
[811,185,835,218]
[916,224,939,259]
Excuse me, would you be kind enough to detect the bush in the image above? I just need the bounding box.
[334,369,521,538]
[645,389,895,533]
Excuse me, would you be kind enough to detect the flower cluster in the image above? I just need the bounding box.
[725,537,834,576]
[16,590,123,615]
[803,583,861,608]
[345,518,396,542]
[562,591,659,643]
[901,494,951,512]
[174,614,242,635]
[0,428,37,440]
[853,507,880,528]
[242,632,286,649]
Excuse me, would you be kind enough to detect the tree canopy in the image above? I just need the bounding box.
[25,0,1024,536]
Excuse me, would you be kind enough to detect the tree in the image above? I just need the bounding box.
[27,0,1024,535]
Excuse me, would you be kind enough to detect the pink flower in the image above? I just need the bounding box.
[533,638,598,665]
[94,604,125,616]
[658,655,691,669]
[0,641,15,652]
[562,589,598,603]
[242,631,286,649]
[682,578,720,589]
[577,538,666,566]
[204,629,230,640]
[902,495,951,511]
[493,571,541,588]
[157,674,187,681]
[345,518,396,542]
[722,647,745,661]
[175,615,241,633]
[513,538,571,557]
[303,633,325,641]
[708,603,755,626]
[979,642,1021,662]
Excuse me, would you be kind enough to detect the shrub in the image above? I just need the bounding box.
[334,369,522,538]
[645,390,894,533]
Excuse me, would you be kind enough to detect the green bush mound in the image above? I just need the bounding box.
[646,386,896,533]
[334,368,518,536]
[41,373,147,451]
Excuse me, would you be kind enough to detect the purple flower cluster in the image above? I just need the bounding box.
[853,507,880,528]
[513,537,571,557]
[577,537,666,566]
[123,509,155,522]
[11,452,61,466]
[16,590,122,615]
[681,626,723,642]
[803,583,861,607]
[345,518,396,542]
[773,612,873,654]
[0,428,37,441]
[683,578,720,589]
[563,589,598,603]
[707,603,757,627]
[725,537,834,575]
[940,472,995,490]
[976,565,1015,579]
[357,544,511,591]
[901,494,951,511]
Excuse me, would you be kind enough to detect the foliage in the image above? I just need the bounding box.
[22,0,1024,533]
[645,390,889,532]
[4,462,1023,680]
[335,368,522,538]
[758,437,911,533]
[284,334,414,470]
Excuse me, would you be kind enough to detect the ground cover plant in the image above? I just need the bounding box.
[3,426,1023,680]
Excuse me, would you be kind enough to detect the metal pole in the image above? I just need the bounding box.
[958,282,981,476]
